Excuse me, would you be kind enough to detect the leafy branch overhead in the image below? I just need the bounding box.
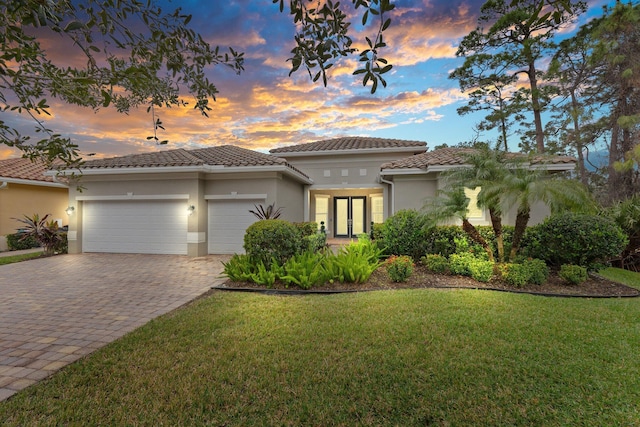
[1,0,395,167]
[275,0,395,94]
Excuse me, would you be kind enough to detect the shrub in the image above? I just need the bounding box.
[523,213,628,268]
[371,223,385,241]
[294,222,318,237]
[6,232,39,251]
[468,258,494,283]
[385,255,414,282]
[329,239,383,283]
[304,232,327,252]
[500,263,530,288]
[559,264,588,285]
[222,254,256,282]
[523,258,549,285]
[423,225,514,260]
[448,252,476,276]
[250,261,281,288]
[603,195,640,267]
[380,210,429,261]
[281,251,327,289]
[12,214,65,256]
[243,219,305,268]
[421,254,449,274]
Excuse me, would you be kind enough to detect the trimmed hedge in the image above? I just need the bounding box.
[379,210,430,261]
[243,220,305,268]
[523,213,628,268]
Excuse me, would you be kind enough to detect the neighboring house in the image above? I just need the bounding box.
[58,137,575,256]
[0,158,69,251]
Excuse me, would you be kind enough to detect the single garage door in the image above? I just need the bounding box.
[209,200,259,254]
[83,200,188,254]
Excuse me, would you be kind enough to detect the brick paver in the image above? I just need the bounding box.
[0,253,228,402]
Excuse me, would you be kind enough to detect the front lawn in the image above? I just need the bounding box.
[0,251,43,265]
[1,288,639,426]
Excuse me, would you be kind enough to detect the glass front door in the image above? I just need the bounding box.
[334,197,366,237]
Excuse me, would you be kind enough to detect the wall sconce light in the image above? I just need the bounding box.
[65,206,75,215]
[187,205,195,216]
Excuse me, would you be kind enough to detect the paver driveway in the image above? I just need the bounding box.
[0,253,228,402]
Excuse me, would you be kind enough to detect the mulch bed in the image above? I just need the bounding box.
[219,265,640,298]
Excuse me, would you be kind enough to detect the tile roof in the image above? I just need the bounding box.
[381,147,577,170]
[78,145,309,178]
[0,158,56,183]
[269,136,427,154]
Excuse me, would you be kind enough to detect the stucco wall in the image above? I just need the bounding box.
[0,183,68,250]
[392,175,438,213]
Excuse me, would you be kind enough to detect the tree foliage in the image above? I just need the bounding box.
[1,0,394,166]
[452,0,587,153]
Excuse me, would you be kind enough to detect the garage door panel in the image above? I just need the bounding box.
[209,200,259,254]
[83,200,187,255]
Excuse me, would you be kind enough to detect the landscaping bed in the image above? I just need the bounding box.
[220,264,640,297]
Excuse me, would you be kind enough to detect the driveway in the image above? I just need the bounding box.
[0,253,228,402]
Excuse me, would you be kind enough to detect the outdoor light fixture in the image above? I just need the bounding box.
[65,206,75,215]
[187,205,195,216]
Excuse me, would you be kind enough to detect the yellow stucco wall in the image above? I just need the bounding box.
[0,183,68,248]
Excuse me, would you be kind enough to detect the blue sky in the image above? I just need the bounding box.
[0,0,615,159]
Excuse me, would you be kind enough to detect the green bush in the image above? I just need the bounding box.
[468,258,494,283]
[243,219,305,268]
[603,195,640,266]
[281,251,327,289]
[380,210,430,261]
[523,213,628,268]
[222,254,256,282]
[500,263,530,288]
[421,254,449,274]
[449,252,476,276]
[304,232,327,252]
[6,232,39,250]
[423,225,515,260]
[523,258,549,285]
[559,264,588,285]
[385,255,414,282]
[330,239,383,283]
[294,221,318,237]
[371,223,385,241]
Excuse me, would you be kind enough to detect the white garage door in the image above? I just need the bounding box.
[83,200,188,254]
[209,200,259,254]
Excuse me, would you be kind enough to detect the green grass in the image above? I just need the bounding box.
[0,251,43,265]
[598,267,640,290]
[1,289,640,426]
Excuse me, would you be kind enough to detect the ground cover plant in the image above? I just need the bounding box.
[1,288,639,426]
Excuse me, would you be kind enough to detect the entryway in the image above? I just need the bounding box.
[334,196,366,238]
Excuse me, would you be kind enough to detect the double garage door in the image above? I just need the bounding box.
[82,199,258,255]
[83,200,188,255]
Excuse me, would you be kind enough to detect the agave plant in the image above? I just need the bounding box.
[249,203,283,220]
[13,213,64,256]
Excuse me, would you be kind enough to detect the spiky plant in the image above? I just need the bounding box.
[249,203,283,220]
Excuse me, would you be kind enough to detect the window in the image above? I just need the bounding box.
[371,195,384,224]
[315,195,330,231]
[464,187,484,219]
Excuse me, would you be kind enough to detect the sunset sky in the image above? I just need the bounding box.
[0,0,615,160]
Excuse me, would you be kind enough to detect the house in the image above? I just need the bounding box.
[58,137,575,256]
[0,158,69,251]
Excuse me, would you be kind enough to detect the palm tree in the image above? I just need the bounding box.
[441,147,510,262]
[482,165,594,261]
[423,187,495,262]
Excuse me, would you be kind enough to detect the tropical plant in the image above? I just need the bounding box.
[481,165,594,261]
[423,188,495,262]
[330,239,383,283]
[281,251,327,289]
[604,195,640,269]
[249,203,283,220]
[441,148,511,261]
[421,254,449,274]
[221,254,256,282]
[12,214,64,256]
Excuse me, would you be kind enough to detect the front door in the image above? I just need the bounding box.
[334,197,366,238]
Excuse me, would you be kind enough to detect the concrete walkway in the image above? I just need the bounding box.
[0,253,229,402]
